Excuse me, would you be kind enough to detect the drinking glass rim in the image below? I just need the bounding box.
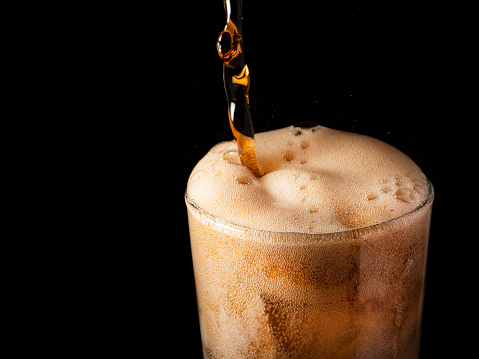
[185,178,434,244]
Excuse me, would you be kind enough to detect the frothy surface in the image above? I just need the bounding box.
[187,125,427,233]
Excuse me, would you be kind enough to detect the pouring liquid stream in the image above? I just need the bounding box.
[217,0,261,177]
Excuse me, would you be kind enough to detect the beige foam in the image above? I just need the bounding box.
[186,125,427,233]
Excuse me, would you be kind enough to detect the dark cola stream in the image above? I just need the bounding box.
[217,0,261,177]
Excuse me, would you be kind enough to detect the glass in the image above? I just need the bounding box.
[185,180,433,359]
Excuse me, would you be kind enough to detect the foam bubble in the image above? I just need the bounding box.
[191,170,205,182]
[299,141,309,149]
[394,188,416,204]
[282,152,294,161]
[236,176,252,185]
[222,150,242,165]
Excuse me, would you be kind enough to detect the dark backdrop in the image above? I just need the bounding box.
[110,1,460,357]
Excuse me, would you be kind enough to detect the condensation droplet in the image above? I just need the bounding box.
[401,258,415,279]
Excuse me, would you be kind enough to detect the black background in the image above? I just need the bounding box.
[109,1,462,357]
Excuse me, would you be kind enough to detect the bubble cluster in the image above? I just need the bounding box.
[366,176,426,207]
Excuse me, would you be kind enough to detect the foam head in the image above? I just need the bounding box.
[186,125,428,233]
